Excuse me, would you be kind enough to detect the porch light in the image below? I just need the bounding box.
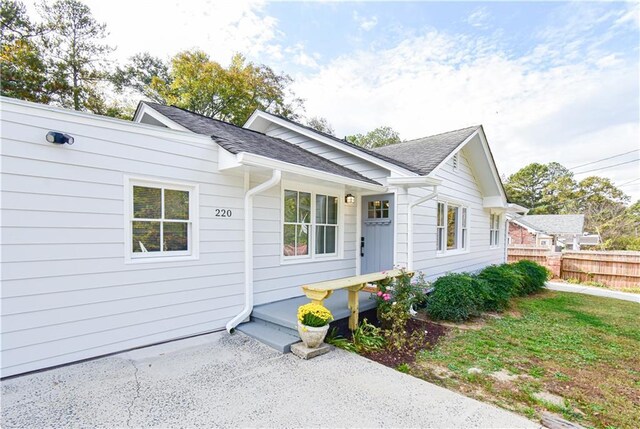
[345,194,355,205]
[46,131,74,145]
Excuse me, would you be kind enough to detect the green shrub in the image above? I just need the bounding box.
[427,273,486,321]
[477,264,525,308]
[512,260,549,295]
[352,319,386,353]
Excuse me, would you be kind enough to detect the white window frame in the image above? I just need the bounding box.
[280,181,344,264]
[436,198,469,256]
[490,213,501,248]
[124,176,199,264]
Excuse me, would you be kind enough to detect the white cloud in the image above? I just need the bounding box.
[293,14,640,200]
[353,11,378,31]
[467,7,490,29]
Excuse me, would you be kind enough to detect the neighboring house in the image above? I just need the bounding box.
[0,97,520,377]
[508,214,599,250]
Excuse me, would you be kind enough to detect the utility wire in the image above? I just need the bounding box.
[572,158,639,175]
[617,178,640,187]
[568,149,639,171]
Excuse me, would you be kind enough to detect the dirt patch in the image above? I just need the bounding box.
[362,318,449,368]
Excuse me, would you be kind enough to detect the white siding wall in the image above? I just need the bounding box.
[252,179,357,304]
[1,103,246,377]
[264,124,391,183]
[397,149,505,279]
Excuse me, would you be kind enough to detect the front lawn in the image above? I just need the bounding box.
[412,291,640,429]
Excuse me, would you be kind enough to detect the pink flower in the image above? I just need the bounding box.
[377,291,383,297]
[383,294,391,301]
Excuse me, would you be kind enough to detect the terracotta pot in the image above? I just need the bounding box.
[297,322,330,348]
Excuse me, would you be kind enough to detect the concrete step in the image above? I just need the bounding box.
[236,320,300,353]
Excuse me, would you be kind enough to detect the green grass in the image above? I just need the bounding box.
[415,291,640,429]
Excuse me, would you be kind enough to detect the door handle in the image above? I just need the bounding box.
[360,237,365,257]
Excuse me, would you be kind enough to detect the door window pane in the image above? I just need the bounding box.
[163,222,188,251]
[164,189,189,220]
[133,186,161,219]
[132,221,160,252]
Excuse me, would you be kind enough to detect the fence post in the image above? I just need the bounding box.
[546,253,562,278]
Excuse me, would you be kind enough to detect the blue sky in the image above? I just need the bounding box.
[22,0,640,200]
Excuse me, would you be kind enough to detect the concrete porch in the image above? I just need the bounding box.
[236,289,378,352]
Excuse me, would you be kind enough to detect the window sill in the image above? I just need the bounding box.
[435,249,470,258]
[125,254,199,264]
[281,254,342,265]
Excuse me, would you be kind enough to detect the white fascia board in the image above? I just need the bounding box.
[0,96,211,146]
[244,110,417,177]
[387,176,442,187]
[426,129,479,178]
[237,152,386,192]
[133,103,191,132]
[218,146,242,170]
[483,196,508,209]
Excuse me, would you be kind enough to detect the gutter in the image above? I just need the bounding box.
[226,169,282,333]
[407,187,438,271]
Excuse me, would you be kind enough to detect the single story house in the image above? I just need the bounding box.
[508,214,599,250]
[1,96,520,377]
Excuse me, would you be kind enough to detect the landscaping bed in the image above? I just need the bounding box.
[325,261,640,428]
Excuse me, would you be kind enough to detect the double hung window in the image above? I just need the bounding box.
[283,189,339,259]
[437,201,468,253]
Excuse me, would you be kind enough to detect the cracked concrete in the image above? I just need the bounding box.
[1,331,540,428]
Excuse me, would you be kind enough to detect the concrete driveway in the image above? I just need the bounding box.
[546,281,640,303]
[2,332,539,428]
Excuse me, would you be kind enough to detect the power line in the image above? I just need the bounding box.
[568,149,639,171]
[618,178,640,187]
[572,158,639,175]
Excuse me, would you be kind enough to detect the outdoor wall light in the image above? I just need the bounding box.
[46,131,74,145]
[345,194,356,205]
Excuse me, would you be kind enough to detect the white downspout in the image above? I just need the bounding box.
[407,188,438,271]
[226,169,282,333]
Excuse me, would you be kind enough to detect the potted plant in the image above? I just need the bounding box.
[297,303,333,348]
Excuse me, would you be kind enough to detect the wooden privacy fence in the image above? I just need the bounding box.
[507,248,640,290]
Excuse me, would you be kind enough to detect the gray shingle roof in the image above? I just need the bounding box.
[255,111,419,173]
[370,126,481,175]
[139,102,380,186]
[517,214,585,234]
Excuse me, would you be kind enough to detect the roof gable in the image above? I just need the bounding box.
[134,102,380,186]
[371,126,480,175]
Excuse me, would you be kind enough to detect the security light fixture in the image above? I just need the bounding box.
[345,194,355,205]
[46,131,74,145]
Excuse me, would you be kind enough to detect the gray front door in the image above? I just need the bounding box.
[361,194,395,274]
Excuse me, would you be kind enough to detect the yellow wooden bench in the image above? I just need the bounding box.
[301,269,413,330]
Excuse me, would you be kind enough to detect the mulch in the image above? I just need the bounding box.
[329,309,449,369]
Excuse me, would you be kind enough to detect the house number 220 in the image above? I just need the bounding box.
[215,209,232,217]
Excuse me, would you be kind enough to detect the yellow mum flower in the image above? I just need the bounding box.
[297,303,333,326]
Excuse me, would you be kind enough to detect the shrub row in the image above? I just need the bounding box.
[426,260,549,322]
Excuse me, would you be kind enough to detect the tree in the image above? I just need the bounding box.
[576,176,630,244]
[0,0,51,102]
[117,50,304,126]
[111,52,170,103]
[40,0,113,111]
[346,126,401,149]
[504,163,551,213]
[306,116,334,136]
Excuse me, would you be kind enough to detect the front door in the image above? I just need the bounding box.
[361,194,395,274]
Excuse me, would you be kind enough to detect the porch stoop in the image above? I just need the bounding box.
[236,289,378,353]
